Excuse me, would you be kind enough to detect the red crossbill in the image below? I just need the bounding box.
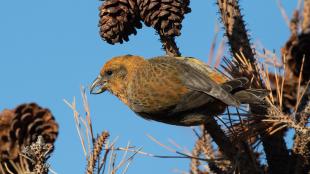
[90,55,268,126]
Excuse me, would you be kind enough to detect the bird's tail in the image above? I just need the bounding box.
[221,77,269,104]
[233,88,269,104]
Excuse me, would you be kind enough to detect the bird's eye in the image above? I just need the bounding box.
[106,70,113,76]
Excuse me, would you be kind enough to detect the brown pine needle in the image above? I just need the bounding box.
[295,56,306,113]
[146,134,176,153]
[64,98,87,157]
[276,0,290,27]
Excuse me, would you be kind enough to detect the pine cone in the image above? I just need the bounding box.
[0,110,14,160]
[99,0,142,44]
[139,0,191,37]
[0,103,58,172]
[282,32,310,83]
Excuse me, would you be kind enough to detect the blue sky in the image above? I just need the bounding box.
[0,0,296,173]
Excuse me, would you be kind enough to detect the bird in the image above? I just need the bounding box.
[90,55,268,126]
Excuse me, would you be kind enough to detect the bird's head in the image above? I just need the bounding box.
[90,55,145,97]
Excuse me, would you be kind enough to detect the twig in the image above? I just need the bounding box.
[64,98,88,157]
[4,163,14,174]
[159,35,181,56]
[208,23,220,65]
[112,147,142,173]
[81,86,95,144]
[276,0,290,27]
[146,134,176,153]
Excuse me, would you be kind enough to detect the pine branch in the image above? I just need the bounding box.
[216,1,290,173]
[204,116,262,174]
[159,35,181,56]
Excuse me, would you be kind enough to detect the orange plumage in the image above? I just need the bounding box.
[90,55,268,126]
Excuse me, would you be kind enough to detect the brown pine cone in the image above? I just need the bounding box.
[0,109,15,160]
[0,103,58,172]
[138,0,191,37]
[282,32,310,83]
[99,0,142,44]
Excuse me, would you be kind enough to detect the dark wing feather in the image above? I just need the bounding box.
[176,57,240,107]
[173,91,215,112]
[221,77,249,92]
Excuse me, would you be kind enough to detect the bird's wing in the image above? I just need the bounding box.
[220,77,249,92]
[174,57,241,107]
[174,77,252,112]
[172,90,215,112]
